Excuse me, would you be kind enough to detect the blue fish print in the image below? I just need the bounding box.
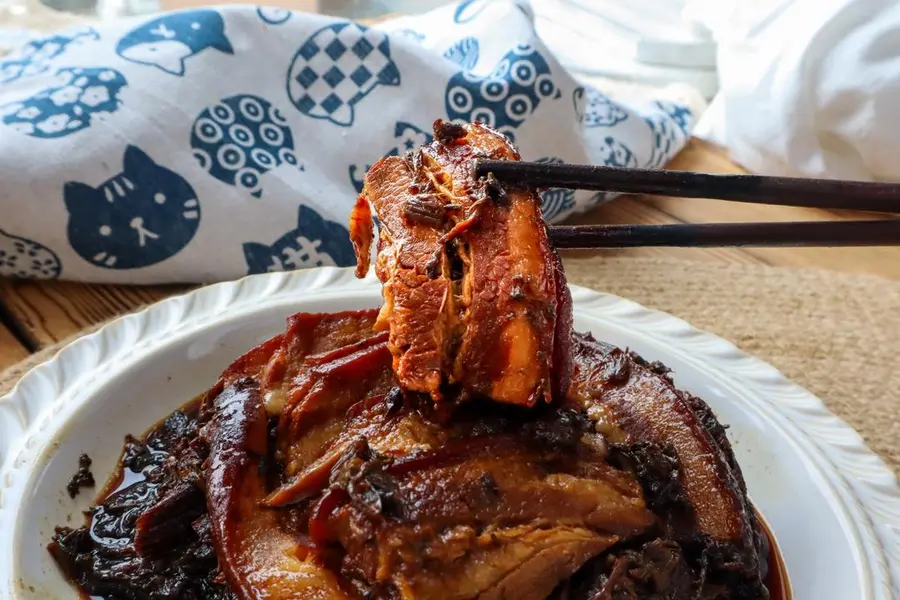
[0,229,61,279]
[583,88,628,127]
[644,112,677,169]
[256,6,292,24]
[244,204,356,274]
[286,21,401,127]
[2,67,127,139]
[655,99,692,134]
[454,0,490,23]
[64,145,200,269]
[643,101,695,170]
[642,101,692,168]
[116,9,233,76]
[349,121,432,193]
[191,94,298,198]
[0,27,99,85]
[596,136,637,168]
[443,37,479,70]
[534,157,575,222]
[445,43,560,142]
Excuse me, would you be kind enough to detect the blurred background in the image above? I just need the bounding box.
[1,0,725,98]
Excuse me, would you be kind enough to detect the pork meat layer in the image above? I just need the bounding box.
[350,120,572,407]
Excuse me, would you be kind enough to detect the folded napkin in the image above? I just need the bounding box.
[692,0,900,181]
[0,0,695,284]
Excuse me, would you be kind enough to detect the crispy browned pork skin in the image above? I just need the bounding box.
[561,333,770,599]
[194,310,768,600]
[54,316,767,599]
[199,310,658,600]
[349,120,572,406]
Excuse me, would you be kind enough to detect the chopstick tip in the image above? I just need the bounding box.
[471,158,489,180]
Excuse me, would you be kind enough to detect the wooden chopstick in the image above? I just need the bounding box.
[474,160,900,214]
[549,220,900,249]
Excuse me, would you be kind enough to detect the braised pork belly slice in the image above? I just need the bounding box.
[204,379,351,600]
[201,311,390,599]
[307,402,653,600]
[565,333,769,598]
[350,120,572,406]
[202,310,657,600]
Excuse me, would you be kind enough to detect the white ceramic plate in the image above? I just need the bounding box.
[1,267,899,599]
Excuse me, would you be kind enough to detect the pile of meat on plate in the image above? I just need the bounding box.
[49,121,773,600]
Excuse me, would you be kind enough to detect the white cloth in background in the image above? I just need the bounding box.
[0,0,695,284]
[691,0,900,181]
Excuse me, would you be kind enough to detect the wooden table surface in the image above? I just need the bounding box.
[2,138,899,373]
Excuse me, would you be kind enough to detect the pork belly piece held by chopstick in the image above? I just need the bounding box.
[351,120,572,406]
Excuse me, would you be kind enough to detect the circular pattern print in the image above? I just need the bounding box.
[190,94,296,197]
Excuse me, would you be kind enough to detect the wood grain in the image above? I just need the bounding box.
[0,279,191,348]
[1,138,899,357]
[0,325,28,372]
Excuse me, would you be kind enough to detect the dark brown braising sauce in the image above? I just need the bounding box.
[759,509,792,600]
[48,395,790,600]
[47,397,237,600]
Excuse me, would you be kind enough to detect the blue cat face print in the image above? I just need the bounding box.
[533,157,575,222]
[0,229,61,279]
[578,87,628,128]
[287,21,401,127]
[64,145,201,269]
[191,94,298,197]
[443,37,479,70]
[348,121,432,193]
[116,9,233,76]
[445,43,560,142]
[0,27,99,85]
[597,136,637,168]
[2,67,126,139]
[243,204,356,274]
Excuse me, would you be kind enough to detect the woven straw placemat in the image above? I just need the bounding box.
[2,256,899,474]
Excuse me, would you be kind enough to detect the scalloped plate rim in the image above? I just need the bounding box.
[568,286,900,598]
[0,266,898,598]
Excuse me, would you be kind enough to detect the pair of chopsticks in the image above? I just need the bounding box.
[474,160,900,249]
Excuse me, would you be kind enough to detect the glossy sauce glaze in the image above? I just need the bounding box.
[759,510,792,600]
[49,394,791,600]
[48,398,237,600]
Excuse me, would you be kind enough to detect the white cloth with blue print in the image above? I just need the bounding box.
[0,0,694,284]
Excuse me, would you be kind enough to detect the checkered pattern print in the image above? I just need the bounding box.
[287,23,400,126]
[0,1,697,284]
